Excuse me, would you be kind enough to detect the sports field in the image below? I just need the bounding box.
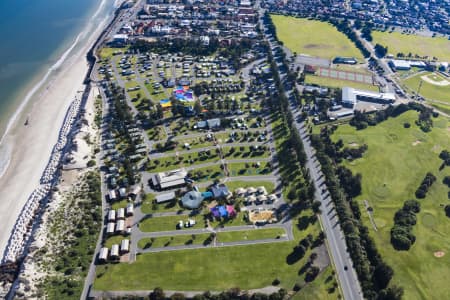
[94,211,320,291]
[402,72,450,104]
[372,31,450,61]
[332,111,450,300]
[271,15,364,61]
[305,75,379,92]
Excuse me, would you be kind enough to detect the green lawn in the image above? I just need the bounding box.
[165,136,215,153]
[331,110,450,300]
[138,215,203,232]
[99,47,127,60]
[217,228,285,243]
[124,80,144,102]
[430,102,450,116]
[147,151,220,173]
[187,164,225,182]
[145,82,167,102]
[305,75,379,92]
[94,211,320,291]
[222,146,269,159]
[402,72,450,104]
[372,31,450,61]
[140,195,184,215]
[291,266,339,300]
[104,235,127,248]
[140,193,186,214]
[226,181,276,194]
[227,162,272,177]
[208,213,250,228]
[147,126,166,142]
[137,234,211,249]
[271,15,364,61]
[111,199,129,210]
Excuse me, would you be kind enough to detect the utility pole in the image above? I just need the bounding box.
[417,79,423,99]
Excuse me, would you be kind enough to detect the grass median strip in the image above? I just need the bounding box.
[138,234,211,249]
[138,215,203,232]
[217,228,286,243]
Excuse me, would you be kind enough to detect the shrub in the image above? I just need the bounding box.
[403,122,411,128]
[445,205,450,218]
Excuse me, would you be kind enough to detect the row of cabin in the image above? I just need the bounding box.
[106,220,127,235]
[109,185,141,201]
[244,194,277,206]
[99,239,130,262]
[107,204,134,222]
[108,187,127,201]
[234,186,268,197]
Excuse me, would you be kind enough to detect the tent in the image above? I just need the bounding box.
[218,206,228,217]
[226,205,236,217]
[211,206,220,218]
[160,99,172,108]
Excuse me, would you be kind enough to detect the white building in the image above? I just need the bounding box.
[117,208,125,220]
[389,59,411,71]
[126,203,134,216]
[120,239,130,253]
[107,210,116,222]
[155,192,176,203]
[106,222,115,235]
[116,219,125,233]
[151,169,187,190]
[111,244,120,258]
[342,87,395,108]
[108,190,117,201]
[99,247,109,262]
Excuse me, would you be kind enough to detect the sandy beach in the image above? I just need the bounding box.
[0,19,106,258]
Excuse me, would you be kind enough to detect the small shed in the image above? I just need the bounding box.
[116,219,125,233]
[246,195,256,204]
[99,247,109,262]
[126,203,134,216]
[256,194,267,203]
[129,185,141,198]
[234,187,246,196]
[118,187,127,198]
[120,239,130,253]
[110,244,120,258]
[106,222,115,234]
[109,190,117,201]
[155,192,176,204]
[256,186,267,195]
[108,210,116,222]
[117,208,125,220]
[246,187,256,195]
[218,206,228,217]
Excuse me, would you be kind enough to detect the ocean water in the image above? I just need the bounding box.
[0,0,117,176]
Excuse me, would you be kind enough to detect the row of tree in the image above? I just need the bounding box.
[349,102,436,131]
[390,200,421,251]
[310,127,402,299]
[144,287,290,300]
[415,172,436,199]
[328,19,371,58]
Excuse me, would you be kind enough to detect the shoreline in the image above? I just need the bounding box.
[0,0,118,264]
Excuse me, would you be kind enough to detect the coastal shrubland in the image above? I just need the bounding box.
[37,171,101,299]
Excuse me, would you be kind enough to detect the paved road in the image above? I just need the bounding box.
[259,8,363,300]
